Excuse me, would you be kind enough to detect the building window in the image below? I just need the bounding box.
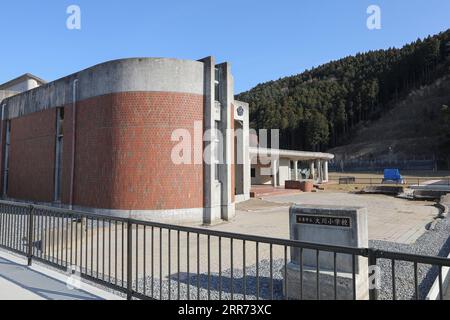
[54,108,64,202]
[214,67,221,102]
[214,121,221,182]
[251,168,256,178]
[2,120,11,197]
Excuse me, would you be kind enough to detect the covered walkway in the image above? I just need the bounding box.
[250,147,334,187]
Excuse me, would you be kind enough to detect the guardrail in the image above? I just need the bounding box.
[0,200,449,300]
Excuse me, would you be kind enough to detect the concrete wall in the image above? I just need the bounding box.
[278,159,291,186]
[251,161,273,185]
[4,79,40,93]
[2,58,205,120]
[0,90,18,103]
[234,101,250,202]
[250,158,294,187]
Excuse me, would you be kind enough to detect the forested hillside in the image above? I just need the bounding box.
[236,29,450,157]
[328,76,450,167]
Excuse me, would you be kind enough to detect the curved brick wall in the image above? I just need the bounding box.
[61,91,204,211]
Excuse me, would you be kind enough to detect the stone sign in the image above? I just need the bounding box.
[296,214,352,228]
[283,204,369,300]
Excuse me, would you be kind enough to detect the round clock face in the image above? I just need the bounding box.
[237,106,244,117]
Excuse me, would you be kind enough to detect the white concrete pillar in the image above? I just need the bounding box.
[272,159,278,187]
[218,62,235,221]
[294,160,299,181]
[323,160,329,183]
[198,56,220,224]
[310,161,315,180]
[242,104,250,200]
[316,159,322,183]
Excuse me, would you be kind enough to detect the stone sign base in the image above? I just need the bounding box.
[282,262,369,300]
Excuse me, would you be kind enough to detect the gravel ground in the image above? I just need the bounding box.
[134,259,285,300]
[370,215,450,300]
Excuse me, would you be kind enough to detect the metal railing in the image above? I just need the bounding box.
[0,200,449,300]
[331,176,450,186]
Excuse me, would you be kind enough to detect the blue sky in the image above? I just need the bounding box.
[1,0,449,93]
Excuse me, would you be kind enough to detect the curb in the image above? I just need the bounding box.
[426,251,450,300]
[426,193,450,300]
[438,194,450,218]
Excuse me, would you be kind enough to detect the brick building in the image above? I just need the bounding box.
[0,56,333,225]
[0,57,252,224]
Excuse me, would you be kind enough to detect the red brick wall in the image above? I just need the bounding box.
[8,109,57,202]
[61,91,204,211]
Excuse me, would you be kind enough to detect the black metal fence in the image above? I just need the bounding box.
[329,159,436,172]
[331,176,450,186]
[0,200,449,300]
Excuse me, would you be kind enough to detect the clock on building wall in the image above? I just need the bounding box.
[237,106,244,117]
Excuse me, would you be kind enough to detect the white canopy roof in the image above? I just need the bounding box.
[249,147,334,161]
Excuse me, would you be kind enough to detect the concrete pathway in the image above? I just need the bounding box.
[234,192,438,244]
[0,250,123,300]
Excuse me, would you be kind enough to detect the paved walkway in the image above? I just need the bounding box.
[0,251,122,300]
[233,192,438,244]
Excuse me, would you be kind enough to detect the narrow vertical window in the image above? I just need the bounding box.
[214,121,221,181]
[54,108,64,202]
[2,120,11,197]
[214,67,221,102]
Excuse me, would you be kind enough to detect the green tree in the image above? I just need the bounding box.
[305,110,329,150]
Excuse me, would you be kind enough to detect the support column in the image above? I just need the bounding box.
[272,159,278,187]
[323,160,329,183]
[198,56,220,224]
[241,103,250,200]
[310,161,315,180]
[315,159,322,183]
[294,160,299,181]
[217,61,234,221]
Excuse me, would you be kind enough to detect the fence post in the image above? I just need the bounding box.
[368,249,379,301]
[27,205,34,266]
[126,219,133,300]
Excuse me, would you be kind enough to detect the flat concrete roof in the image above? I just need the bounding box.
[250,147,334,161]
